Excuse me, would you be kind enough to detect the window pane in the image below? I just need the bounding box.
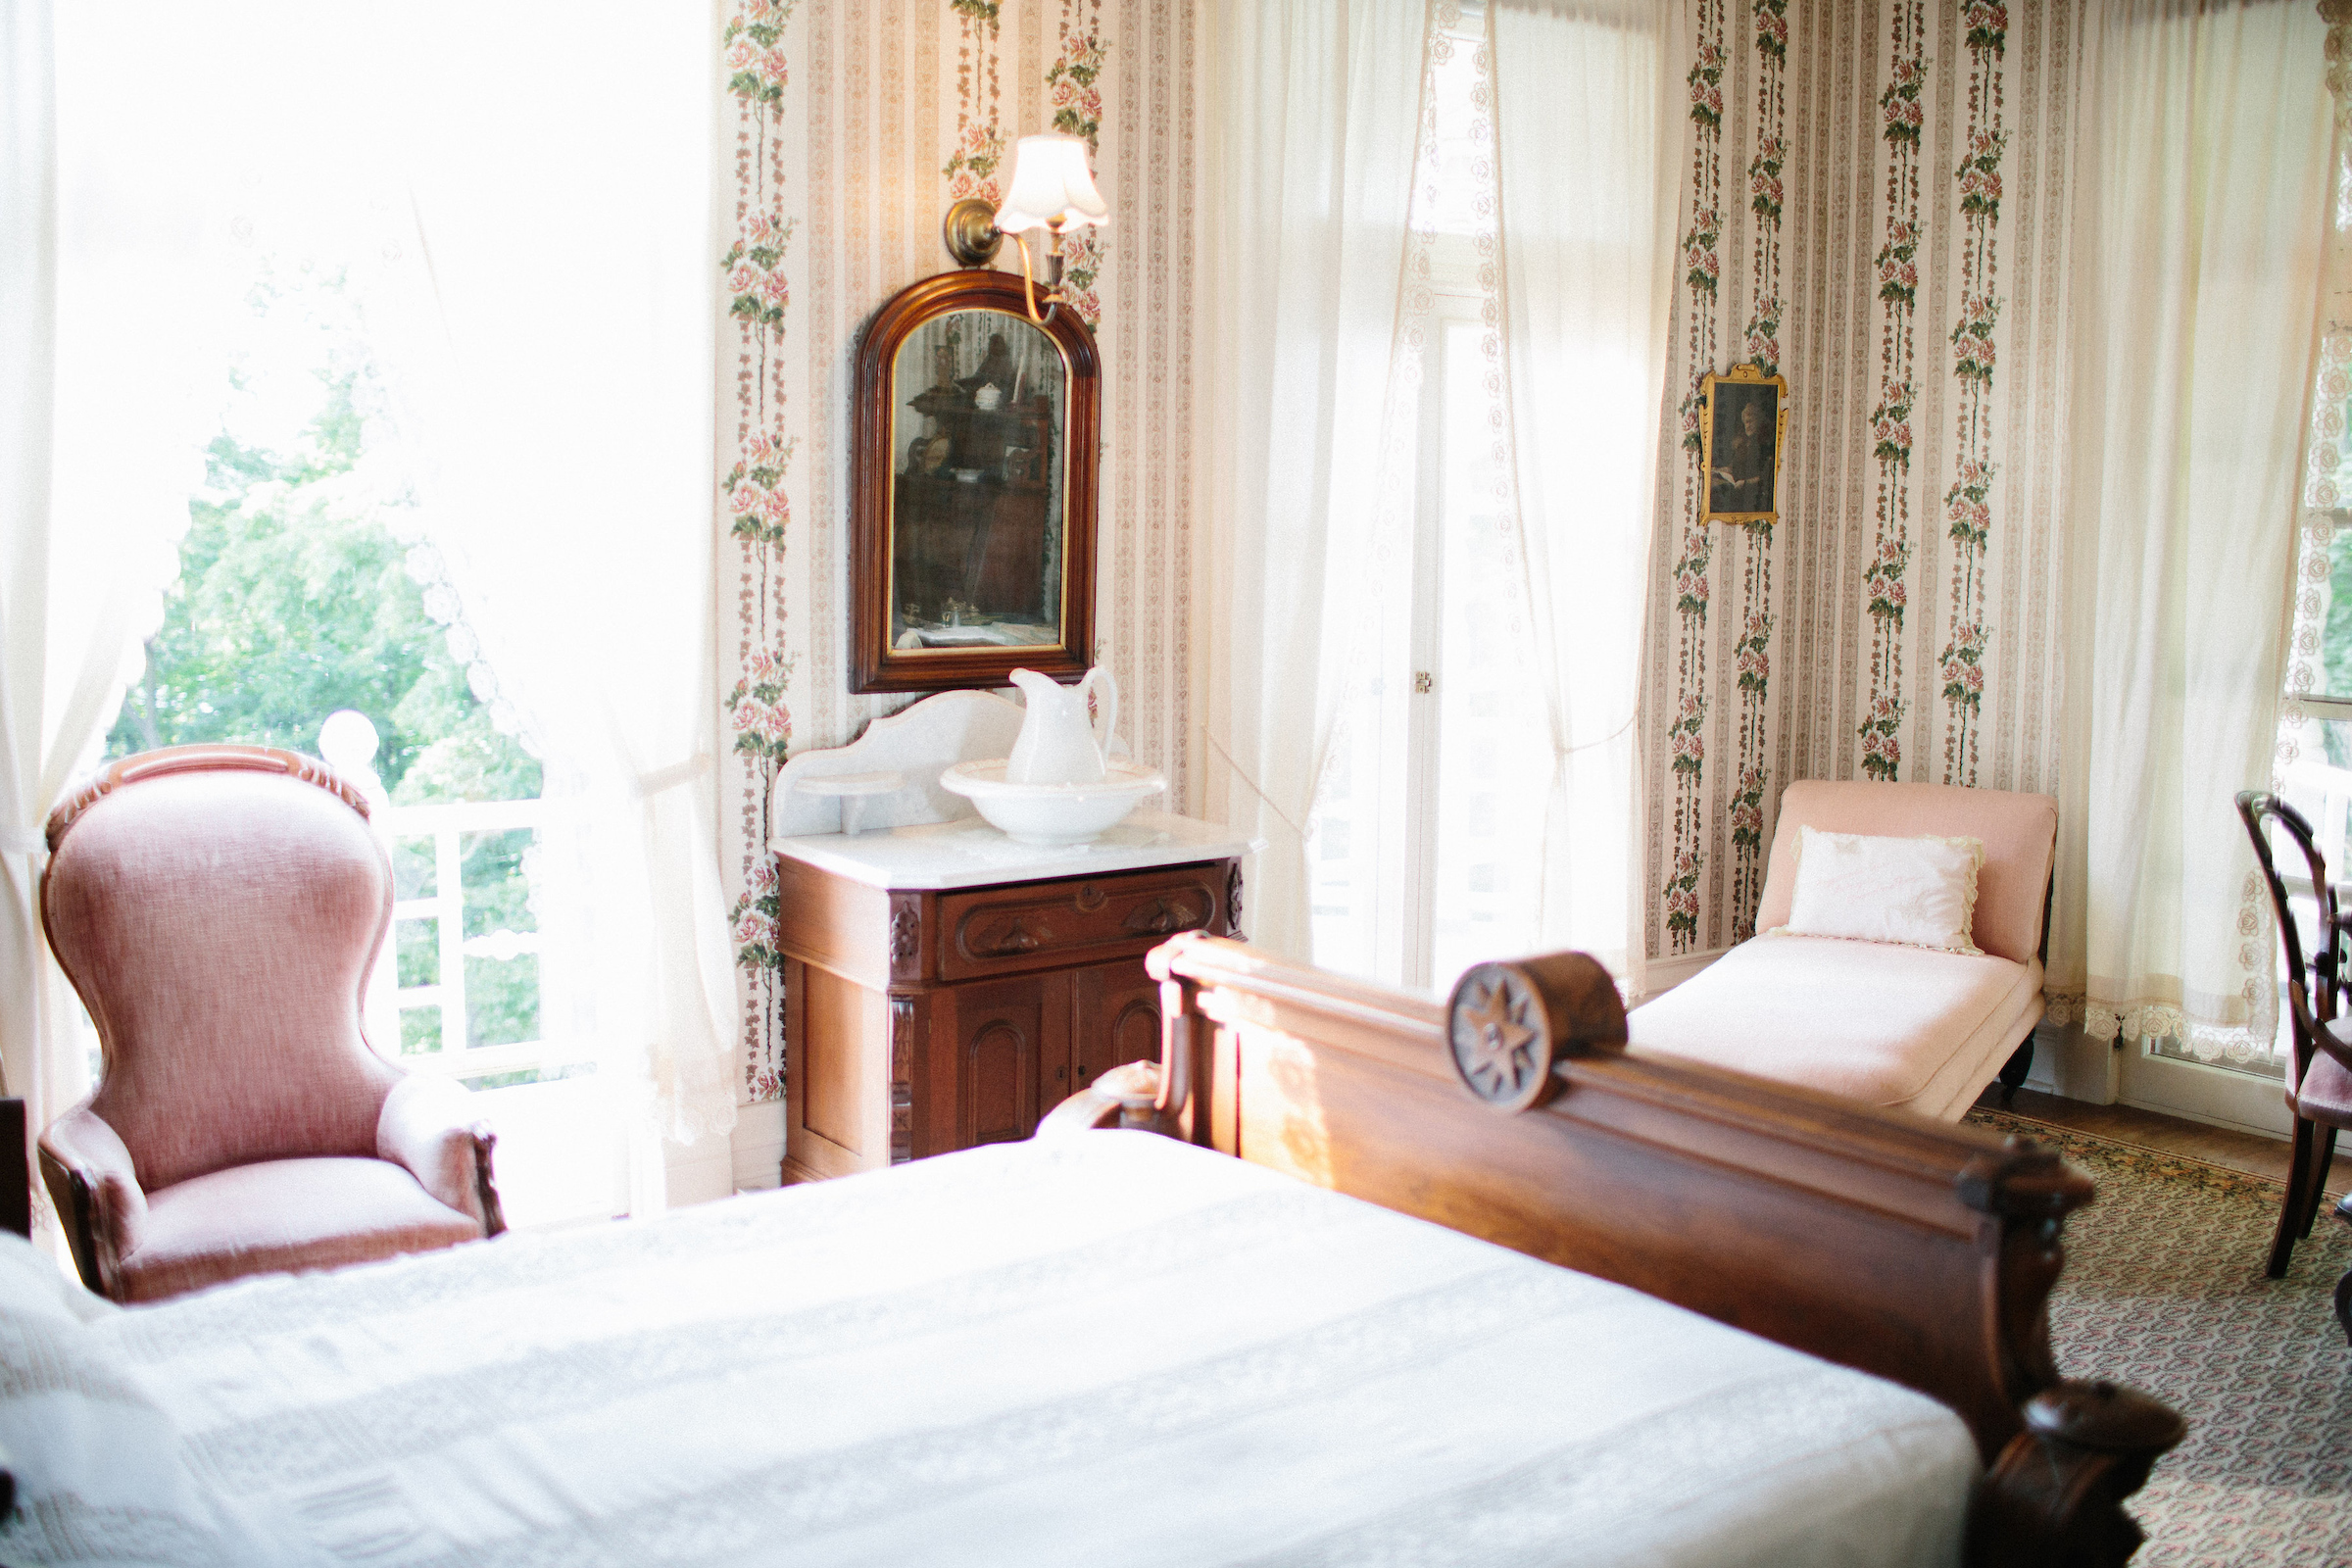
[1309,690,1400,981]
[2280,731,2352,887]
[402,1008,443,1055]
[1412,7,1491,239]
[392,836,435,900]
[460,828,540,1050]
[465,954,540,1050]
[1429,320,1547,990]
[2307,522,2352,705]
[396,917,437,989]
[462,829,536,939]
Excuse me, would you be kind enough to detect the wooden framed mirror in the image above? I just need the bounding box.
[851,269,1100,693]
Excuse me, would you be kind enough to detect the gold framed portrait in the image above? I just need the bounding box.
[1700,364,1789,525]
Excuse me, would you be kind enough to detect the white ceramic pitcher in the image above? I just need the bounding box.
[1006,667,1118,786]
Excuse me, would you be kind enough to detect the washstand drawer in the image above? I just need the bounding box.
[938,863,1225,980]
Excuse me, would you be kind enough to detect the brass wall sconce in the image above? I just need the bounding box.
[940,132,1109,323]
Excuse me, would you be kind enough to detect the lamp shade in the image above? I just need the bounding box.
[994,133,1109,233]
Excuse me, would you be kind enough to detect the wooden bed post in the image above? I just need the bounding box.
[1046,935,2185,1567]
[1971,1380,2185,1567]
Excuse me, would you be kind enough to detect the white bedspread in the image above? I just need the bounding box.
[21,1131,1975,1567]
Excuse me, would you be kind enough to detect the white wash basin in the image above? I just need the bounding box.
[939,758,1166,845]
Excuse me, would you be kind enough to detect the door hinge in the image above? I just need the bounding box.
[1412,671,1434,695]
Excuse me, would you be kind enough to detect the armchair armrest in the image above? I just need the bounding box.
[37,1103,146,1298]
[376,1075,507,1237]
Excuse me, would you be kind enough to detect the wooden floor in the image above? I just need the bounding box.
[1972,1084,2348,1198]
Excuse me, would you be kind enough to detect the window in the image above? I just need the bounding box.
[1307,7,1555,994]
[109,251,622,1226]
[2239,516,2352,1080]
[51,3,724,1218]
[2215,173,2352,1081]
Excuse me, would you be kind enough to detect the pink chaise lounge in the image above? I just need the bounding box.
[36,745,505,1302]
[1629,780,2057,1122]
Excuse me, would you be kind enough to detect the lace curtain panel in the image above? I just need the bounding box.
[1200,0,1431,960]
[353,13,738,1153]
[1,0,212,1238]
[1207,0,1679,986]
[1492,0,1681,986]
[2047,0,2335,1061]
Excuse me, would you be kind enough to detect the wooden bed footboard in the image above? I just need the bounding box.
[1042,933,2183,1568]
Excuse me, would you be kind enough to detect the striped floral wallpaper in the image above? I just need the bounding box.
[714,0,1202,1102]
[711,0,2084,1048]
[1642,0,2079,962]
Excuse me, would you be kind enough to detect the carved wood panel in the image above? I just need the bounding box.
[1073,961,1162,1090]
[952,976,1050,1148]
[939,864,1224,981]
[888,895,923,985]
[888,995,916,1164]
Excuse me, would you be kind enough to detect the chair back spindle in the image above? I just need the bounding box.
[2237,791,2340,1087]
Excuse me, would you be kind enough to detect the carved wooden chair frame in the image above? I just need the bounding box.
[2238,790,2352,1335]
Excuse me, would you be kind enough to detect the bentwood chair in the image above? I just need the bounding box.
[36,746,506,1302]
[2237,790,2352,1341]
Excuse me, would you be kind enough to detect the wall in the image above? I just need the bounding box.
[710,0,1204,1146]
[1641,0,2082,962]
[702,0,2087,1098]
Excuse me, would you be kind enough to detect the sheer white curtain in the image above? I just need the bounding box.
[1,0,211,1226]
[2050,0,2334,1057]
[11,6,734,1199]
[1490,0,1681,985]
[357,12,737,1160]
[1202,0,1433,960]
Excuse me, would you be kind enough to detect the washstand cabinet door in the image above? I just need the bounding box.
[942,973,1064,1149]
[1073,961,1163,1092]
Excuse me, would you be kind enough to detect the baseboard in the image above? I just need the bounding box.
[661,1138,736,1208]
[782,1153,833,1186]
[2109,1097,2291,1144]
[2023,1019,2119,1105]
[730,1100,788,1193]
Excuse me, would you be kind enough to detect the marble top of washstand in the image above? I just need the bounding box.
[770,808,1258,892]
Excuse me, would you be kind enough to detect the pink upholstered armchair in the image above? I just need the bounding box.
[36,746,505,1303]
[1630,780,2057,1122]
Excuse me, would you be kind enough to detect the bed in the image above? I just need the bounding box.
[1,936,2181,1567]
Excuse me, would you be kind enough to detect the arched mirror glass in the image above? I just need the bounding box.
[852,270,1098,693]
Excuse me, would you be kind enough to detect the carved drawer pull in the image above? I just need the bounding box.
[1123,898,1204,938]
[976,921,1042,956]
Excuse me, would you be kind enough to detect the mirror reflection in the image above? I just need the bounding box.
[889,308,1067,652]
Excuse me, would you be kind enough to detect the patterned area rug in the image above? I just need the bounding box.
[1967,1108,2352,1565]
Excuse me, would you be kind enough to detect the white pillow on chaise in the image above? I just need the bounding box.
[1767,825,1984,954]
